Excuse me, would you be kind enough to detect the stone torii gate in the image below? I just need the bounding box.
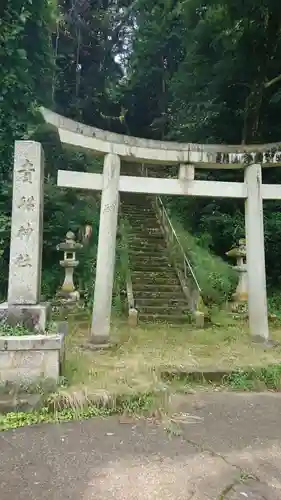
[42,107,281,346]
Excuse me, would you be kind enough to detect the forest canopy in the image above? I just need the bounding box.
[1,0,281,296]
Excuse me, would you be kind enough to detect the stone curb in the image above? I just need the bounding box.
[161,363,281,383]
[0,394,45,414]
[1,361,281,415]
[0,334,64,351]
[161,368,234,383]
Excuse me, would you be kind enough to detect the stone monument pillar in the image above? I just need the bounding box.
[0,141,50,332]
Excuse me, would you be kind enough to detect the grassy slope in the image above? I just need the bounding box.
[170,216,237,305]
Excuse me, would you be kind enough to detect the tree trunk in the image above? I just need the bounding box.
[242,82,264,143]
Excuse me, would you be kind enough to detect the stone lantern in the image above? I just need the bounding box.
[226,238,248,305]
[56,231,83,302]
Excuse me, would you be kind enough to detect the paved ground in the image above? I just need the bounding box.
[1,392,281,499]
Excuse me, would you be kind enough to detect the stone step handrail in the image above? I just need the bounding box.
[154,196,201,291]
[154,196,205,325]
[155,196,205,327]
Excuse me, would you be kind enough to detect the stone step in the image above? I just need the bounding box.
[123,212,156,218]
[131,234,163,241]
[136,298,187,307]
[138,305,189,314]
[122,215,155,220]
[121,206,154,212]
[128,230,162,237]
[128,221,159,228]
[130,224,160,229]
[132,269,177,277]
[123,210,156,215]
[129,248,168,255]
[132,230,163,236]
[129,236,165,244]
[133,277,180,286]
[132,263,171,270]
[138,313,190,324]
[129,252,169,259]
[131,258,170,265]
[129,239,166,246]
[123,215,156,220]
[133,283,182,292]
[132,263,172,271]
[133,269,173,275]
[122,193,192,325]
[129,243,167,251]
[132,269,177,276]
[131,248,168,256]
[129,245,167,253]
[129,227,163,234]
[130,228,161,234]
[128,221,160,227]
[122,213,156,220]
[134,290,184,298]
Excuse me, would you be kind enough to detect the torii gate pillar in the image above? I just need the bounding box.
[91,153,120,345]
[245,164,269,341]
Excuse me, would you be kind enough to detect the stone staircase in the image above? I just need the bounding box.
[121,192,190,324]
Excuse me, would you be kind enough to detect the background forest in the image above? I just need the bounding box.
[1,0,281,305]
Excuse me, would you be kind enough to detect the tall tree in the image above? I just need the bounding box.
[168,0,281,144]
[0,0,55,179]
[121,0,185,138]
[53,0,129,131]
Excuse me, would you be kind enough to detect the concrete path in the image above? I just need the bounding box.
[1,392,281,499]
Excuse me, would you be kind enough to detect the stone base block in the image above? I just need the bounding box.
[0,302,51,333]
[252,335,279,348]
[0,327,66,384]
[86,332,110,350]
[128,308,138,327]
[84,341,111,351]
[193,310,205,328]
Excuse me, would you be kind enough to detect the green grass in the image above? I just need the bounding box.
[0,323,31,336]
[57,311,281,404]
[223,365,281,391]
[170,216,237,305]
[0,392,160,431]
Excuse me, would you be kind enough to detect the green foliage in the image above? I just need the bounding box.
[0,392,157,431]
[113,218,131,315]
[0,0,55,178]
[0,405,110,431]
[53,0,127,131]
[0,323,31,337]
[168,215,237,305]
[0,0,56,298]
[268,291,281,317]
[223,365,281,392]
[0,0,130,308]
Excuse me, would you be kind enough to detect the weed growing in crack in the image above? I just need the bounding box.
[223,365,281,391]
